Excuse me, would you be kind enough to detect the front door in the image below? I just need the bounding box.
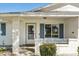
[26,24,35,44]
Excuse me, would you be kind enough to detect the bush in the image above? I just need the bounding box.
[40,43,56,56]
[0,48,6,52]
[77,47,79,55]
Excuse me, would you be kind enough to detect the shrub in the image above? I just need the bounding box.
[77,47,79,55]
[40,43,56,56]
[0,48,6,52]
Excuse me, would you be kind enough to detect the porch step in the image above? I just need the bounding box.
[19,46,35,56]
[20,44,35,52]
[20,47,35,56]
[21,47,35,52]
[20,44,35,47]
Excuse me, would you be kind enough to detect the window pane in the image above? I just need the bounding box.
[28,25,34,39]
[0,24,1,34]
[59,24,64,38]
[45,24,51,38]
[52,25,58,38]
[40,24,44,38]
[1,23,6,36]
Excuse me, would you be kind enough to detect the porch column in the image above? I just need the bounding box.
[12,17,20,55]
[78,17,79,45]
[35,17,45,55]
[35,19,40,55]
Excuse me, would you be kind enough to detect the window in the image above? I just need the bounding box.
[45,24,51,38]
[52,25,59,38]
[28,25,34,39]
[0,23,6,36]
[0,24,1,34]
[40,24,64,38]
[40,24,44,38]
[45,24,59,38]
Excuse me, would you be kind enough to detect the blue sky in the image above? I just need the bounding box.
[0,3,48,13]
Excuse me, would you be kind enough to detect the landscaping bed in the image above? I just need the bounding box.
[0,47,35,56]
[0,47,12,56]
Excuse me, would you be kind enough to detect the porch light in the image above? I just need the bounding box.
[43,17,47,19]
[72,32,74,34]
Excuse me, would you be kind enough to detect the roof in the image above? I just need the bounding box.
[32,3,79,12]
[0,3,79,16]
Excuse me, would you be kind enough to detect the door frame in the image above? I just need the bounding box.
[25,23,36,44]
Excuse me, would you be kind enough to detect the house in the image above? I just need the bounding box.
[0,3,79,55]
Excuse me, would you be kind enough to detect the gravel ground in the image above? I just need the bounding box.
[0,48,35,56]
[19,48,35,56]
[0,51,12,56]
[0,50,77,56]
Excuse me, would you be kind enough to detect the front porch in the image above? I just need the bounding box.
[12,16,79,55]
[0,15,79,55]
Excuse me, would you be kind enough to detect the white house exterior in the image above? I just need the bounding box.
[0,3,79,55]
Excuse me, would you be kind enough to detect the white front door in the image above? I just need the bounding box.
[26,24,35,44]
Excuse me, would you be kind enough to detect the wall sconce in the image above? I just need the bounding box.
[43,17,47,19]
[72,32,74,34]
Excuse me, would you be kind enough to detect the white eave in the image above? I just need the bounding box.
[0,12,79,17]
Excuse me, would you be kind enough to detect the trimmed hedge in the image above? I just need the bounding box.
[40,43,56,56]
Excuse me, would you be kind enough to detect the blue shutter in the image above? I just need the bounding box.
[59,24,64,38]
[1,23,6,36]
[40,24,44,38]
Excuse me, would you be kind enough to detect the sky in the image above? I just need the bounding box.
[0,3,48,13]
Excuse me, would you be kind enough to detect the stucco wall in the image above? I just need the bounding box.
[0,18,12,45]
[64,17,78,38]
